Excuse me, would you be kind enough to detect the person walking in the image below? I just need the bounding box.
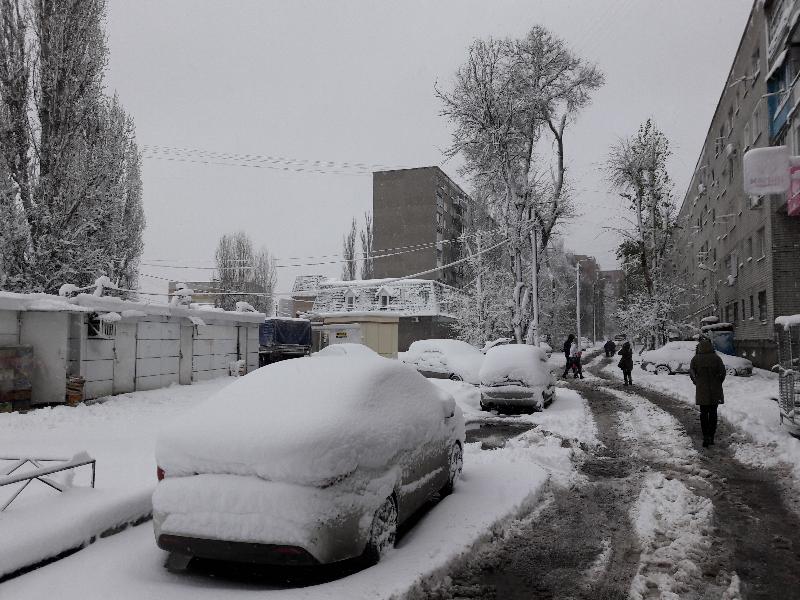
[617,341,633,386]
[604,339,616,357]
[689,337,726,448]
[562,334,575,379]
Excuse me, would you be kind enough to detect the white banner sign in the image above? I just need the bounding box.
[743,145,790,195]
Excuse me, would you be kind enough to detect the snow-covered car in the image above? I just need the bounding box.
[400,339,484,384]
[153,356,465,566]
[640,341,753,377]
[482,338,552,358]
[314,343,379,358]
[481,337,513,353]
[479,345,556,413]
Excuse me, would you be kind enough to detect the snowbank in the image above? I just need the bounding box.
[629,472,715,599]
[314,343,379,357]
[2,440,552,600]
[156,357,458,487]
[601,362,800,497]
[0,379,230,578]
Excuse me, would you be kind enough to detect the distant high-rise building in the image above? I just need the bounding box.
[372,167,472,288]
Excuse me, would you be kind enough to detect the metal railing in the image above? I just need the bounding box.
[0,454,96,511]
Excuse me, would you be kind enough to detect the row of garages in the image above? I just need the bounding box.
[0,292,263,409]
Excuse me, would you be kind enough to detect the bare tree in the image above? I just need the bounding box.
[341,217,357,280]
[438,26,603,343]
[359,211,373,280]
[252,247,277,315]
[214,231,276,313]
[606,119,676,298]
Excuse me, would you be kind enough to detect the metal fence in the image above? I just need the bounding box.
[775,322,800,435]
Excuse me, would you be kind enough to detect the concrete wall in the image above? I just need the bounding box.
[0,311,19,346]
[373,168,438,280]
[398,316,457,352]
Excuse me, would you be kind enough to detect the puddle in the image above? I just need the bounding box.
[465,421,534,450]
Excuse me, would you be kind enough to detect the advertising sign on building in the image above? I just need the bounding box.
[743,145,791,195]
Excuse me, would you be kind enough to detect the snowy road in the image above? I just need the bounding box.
[425,357,800,600]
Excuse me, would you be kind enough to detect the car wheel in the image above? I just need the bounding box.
[363,496,397,564]
[440,442,463,497]
[725,367,737,376]
[655,365,671,376]
[449,373,463,382]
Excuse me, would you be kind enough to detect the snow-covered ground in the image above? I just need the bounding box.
[0,364,605,597]
[0,379,230,578]
[599,361,800,493]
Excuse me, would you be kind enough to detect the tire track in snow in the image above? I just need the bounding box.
[592,359,800,599]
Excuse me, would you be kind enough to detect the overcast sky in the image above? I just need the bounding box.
[104,0,753,299]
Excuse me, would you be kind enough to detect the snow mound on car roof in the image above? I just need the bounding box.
[480,344,551,387]
[156,356,454,486]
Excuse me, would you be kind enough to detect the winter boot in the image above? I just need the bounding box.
[702,437,710,448]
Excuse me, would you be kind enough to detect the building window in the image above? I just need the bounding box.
[755,227,766,258]
[725,303,733,323]
[749,295,755,319]
[758,290,767,322]
[752,46,760,80]
[741,299,746,321]
[746,237,753,259]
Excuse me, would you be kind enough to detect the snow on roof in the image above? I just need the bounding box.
[311,278,462,317]
[0,290,265,324]
[776,314,800,330]
[291,275,328,296]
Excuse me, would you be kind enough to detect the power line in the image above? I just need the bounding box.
[140,144,418,176]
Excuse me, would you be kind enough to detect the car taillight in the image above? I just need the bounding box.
[274,546,305,556]
[156,466,165,481]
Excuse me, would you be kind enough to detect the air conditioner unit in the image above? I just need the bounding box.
[698,183,707,194]
[727,274,736,286]
[725,143,737,158]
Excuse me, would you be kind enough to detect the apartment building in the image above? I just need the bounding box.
[372,167,472,288]
[672,0,800,368]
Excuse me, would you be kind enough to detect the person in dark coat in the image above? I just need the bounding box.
[604,339,616,357]
[617,341,633,386]
[562,334,575,378]
[689,337,726,448]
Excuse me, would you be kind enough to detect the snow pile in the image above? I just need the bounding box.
[0,379,230,578]
[314,343,379,357]
[629,472,715,599]
[156,357,459,486]
[401,339,484,383]
[480,344,551,387]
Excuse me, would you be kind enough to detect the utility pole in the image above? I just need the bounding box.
[476,230,483,325]
[529,226,539,346]
[576,262,582,351]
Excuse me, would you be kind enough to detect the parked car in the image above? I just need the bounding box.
[314,343,379,358]
[153,356,465,567]
[479,345,556,413]
[640,341,753,376]
[400,339,484,384]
